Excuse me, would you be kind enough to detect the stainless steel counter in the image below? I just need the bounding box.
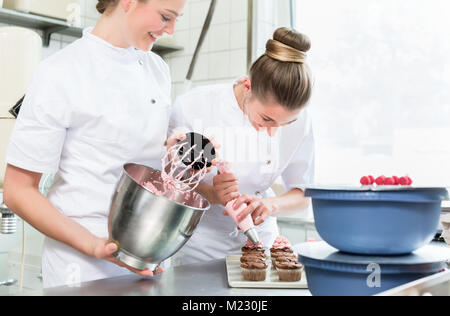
[23,259,311,296]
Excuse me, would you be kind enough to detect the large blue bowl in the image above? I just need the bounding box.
[305,187,449,255]
[296,242,450,296]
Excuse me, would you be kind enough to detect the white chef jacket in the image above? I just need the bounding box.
[168,80,315,266]
[6,28,172,288]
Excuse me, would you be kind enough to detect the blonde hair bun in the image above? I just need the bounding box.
[266,27,311,64]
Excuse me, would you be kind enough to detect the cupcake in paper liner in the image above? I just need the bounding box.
[240,262,268,281]
[270,236,293,255]
[275,262,303,282]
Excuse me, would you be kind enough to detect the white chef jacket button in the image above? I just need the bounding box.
[138,60,144,66]
[266,160,272,165]
[151,99,156,104]
[255,191,261,197]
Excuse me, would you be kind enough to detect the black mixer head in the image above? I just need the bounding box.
[177,132,216,170]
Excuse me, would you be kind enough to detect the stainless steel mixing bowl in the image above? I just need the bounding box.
[108,163,210,271]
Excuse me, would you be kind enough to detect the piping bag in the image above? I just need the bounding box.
[218,161,260,244]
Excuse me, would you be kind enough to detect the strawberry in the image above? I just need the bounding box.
[360,176,370,185]
[375,176,386,185]
[392,176,400,185]
[368,175,375,185]
[406,176,413,185]
[384,177,395,185]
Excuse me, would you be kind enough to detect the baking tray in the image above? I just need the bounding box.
[226,255,308,289]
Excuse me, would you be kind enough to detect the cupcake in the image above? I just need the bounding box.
[275,262,303,282]
[270,252,297,266]
[275,256,299,263]
[240,255,266,264]
[242,239,265,254]
[241,239,266,258]
[270,236,293,255]
[241,261,268,281]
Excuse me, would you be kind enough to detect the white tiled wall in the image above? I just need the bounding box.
[165,0,249,100]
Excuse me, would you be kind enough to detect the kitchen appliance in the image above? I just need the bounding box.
[305,186,449,255]
[0,26,41,188]
[108,163,210,271]
[178,132,216,170]
[0,192,16,234]
[3,0,80,21]
[296,241,450,296]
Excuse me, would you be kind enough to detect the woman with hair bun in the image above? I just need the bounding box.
[3,0,186,287]
[169,27,315,266]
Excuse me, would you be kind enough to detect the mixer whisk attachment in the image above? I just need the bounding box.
[161,141,209,194]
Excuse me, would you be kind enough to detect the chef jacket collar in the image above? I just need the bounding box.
[82,27,140,56]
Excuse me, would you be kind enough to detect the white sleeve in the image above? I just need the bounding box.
[281,117,315,192]
[6,65,72,174]
[168,95,191,138]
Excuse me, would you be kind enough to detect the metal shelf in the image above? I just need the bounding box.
[0,8,183,55]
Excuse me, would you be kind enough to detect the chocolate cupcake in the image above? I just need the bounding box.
[242,249,267,258]
[242,246,265,253]
[241,261,268,281]
[275,262,303,282]
[270,252,297,266]
[275,256,299,263]
[270,247,294,254]
[240,255,266,264]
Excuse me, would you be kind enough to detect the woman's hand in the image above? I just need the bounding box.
[230,195,278,226]
[213,172,240,206]
[165,129,188,149]
[91,237,164,277]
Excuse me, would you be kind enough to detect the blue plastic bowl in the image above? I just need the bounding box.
[305,187,449,255]
[296,242,450,296]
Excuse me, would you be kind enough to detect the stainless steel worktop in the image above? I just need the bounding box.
[22,259,311,296]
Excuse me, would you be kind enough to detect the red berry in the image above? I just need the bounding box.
[375,176,386,185]
[392,176,400,185]
[368,175,375,184]
[360,176,370,185]
[384,177,395,185]
[406,176,413,185]
[399,177,408,185]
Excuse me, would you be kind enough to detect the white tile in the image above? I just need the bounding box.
[170,55,191,83]
[231,0,248,22]
[61,34,79,43]
[42,38,62,59]
[256,0,276,24]
[175,12,190,31]
[208,24,230,52]
[257,21,274,51]
[189,27,208,55]
[85,0,100,19]
[192,53,209,81]
[208,51,230,79]
[229,49,248,77]
[211,0,231,25]
[190,0,211,29]
[230,21,247,50]
[172,29,190,55]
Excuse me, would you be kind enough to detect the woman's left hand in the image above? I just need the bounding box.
[230,195,278,226]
